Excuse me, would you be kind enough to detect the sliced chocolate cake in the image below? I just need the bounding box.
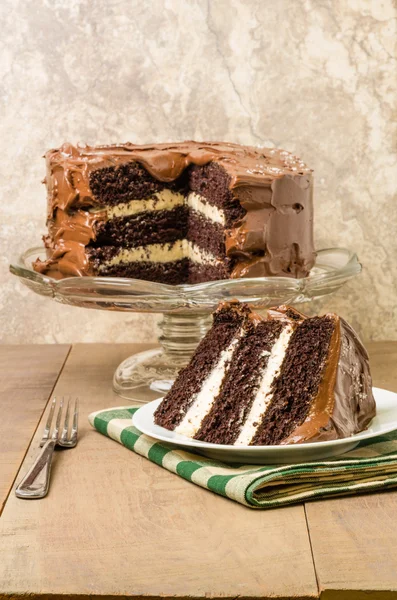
[33,141,315,283]
[154,302,375,445]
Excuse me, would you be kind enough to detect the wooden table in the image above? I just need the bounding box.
[1,342,397,600]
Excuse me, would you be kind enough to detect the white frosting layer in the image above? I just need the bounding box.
[234,324,294,446]
[103,190,225,225]
[99,240,219,268]
[186,241,218,265]
[187,192,225,225]
[175,331,243,438]
[107,190,184,218]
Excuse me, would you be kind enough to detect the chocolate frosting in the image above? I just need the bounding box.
[34,141,315,280]
[327,318,376,437]
[268,306,376,444]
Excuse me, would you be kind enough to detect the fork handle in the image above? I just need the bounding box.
[15,440,57,499]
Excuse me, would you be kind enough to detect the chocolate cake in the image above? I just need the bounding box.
[33,141,315,283]
[154,302,376,445]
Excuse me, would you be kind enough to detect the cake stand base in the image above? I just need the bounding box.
[113,313,212,403]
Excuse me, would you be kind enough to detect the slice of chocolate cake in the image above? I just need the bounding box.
[33,141,315,284]
[154,302,376,445]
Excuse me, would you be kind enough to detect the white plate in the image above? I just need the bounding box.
[132,387,397,464]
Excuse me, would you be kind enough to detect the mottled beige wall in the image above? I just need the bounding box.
[1,0,396,344]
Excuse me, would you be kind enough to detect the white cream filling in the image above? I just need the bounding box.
[234,325,295,446]
[175,330,244,438]
[99,240,218,268]
[186,240,218,265]
[187,192,225,225]
[106,190,185,218]
[100,189,225,225]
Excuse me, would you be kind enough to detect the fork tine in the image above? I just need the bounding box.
[61,397,71,442]
[52,397,64,441]
[71,398,79,443]
[41,397,57,446]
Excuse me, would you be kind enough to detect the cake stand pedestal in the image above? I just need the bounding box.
[11,247,361,403]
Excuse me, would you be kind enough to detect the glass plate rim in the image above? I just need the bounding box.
[10,245,361,294]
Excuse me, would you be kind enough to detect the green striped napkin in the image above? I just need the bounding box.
[89,406,397,509]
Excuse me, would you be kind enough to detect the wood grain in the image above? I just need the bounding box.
[0,343,318,600]
[0,344,70,512]
[306,341,397,600]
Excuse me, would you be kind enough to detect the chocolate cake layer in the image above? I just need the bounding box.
[93,206,188,248]
[154,304,249,428]
[89,162,188,205]
[34,141,315,282]
[251,316,336,445]
[187,210,225,258]
[89,257,229,284]
[188,262,230,283]
[194,320,284,444]
[189,163,246,226]
[95,258,189,285]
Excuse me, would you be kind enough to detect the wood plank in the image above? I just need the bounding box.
[305,341,397,600]
[0,343,318,600]
[0,344,70,512]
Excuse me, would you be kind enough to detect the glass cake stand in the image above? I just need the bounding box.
[10,246,361,402]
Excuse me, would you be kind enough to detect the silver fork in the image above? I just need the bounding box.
[15,397,79,499]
